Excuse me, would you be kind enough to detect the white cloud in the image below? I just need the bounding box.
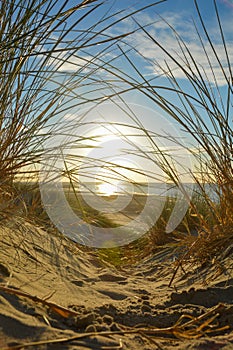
[63,113,77,120]
[42,9,232,89]
[47,51,92,72]
[125,11,233,86]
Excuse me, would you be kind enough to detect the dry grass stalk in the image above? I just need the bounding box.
[0,284,230,349]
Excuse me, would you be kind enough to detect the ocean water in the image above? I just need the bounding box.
[76,182,219,201]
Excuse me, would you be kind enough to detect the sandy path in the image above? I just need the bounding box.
[0,219,233,349]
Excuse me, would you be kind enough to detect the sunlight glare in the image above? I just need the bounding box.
[98,182,118,196]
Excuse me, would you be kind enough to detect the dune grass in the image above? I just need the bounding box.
[0,0,151,192]
[83,0,233,269]
[0,0,232,273]
[0,0,130,214]
[106,0,232,269]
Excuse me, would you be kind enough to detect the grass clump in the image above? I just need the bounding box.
[0,0,143,196]
[0,0,147,219]
[93,0,232,268]
[131,0,232,268]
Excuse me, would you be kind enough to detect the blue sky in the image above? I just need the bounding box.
[54,0,233,108]
[43,0,232,185]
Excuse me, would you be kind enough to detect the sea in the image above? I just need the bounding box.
[73,181,219,201]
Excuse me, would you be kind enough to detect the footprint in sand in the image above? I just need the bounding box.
[0,263,10,281]
[97,289,128,300]
[98,273,128,283]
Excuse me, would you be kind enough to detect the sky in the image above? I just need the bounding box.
[51,0,233,114]
[40,0,233,188]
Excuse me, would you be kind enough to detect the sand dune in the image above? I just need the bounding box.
[0,218,233,349]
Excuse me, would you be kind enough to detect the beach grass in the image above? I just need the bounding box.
[0,0,232,274]
[0,3,233,349]
[107,0,233,269]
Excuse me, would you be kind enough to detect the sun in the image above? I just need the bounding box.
[98,182,118,196]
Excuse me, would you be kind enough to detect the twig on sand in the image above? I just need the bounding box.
[0,286,230,350]
[0,285,82,318]
[169,237,201,287]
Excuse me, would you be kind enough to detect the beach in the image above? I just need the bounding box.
[0,218,233,350]
[1,0,232,348]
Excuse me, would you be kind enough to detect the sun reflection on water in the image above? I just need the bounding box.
[97,182,118,196]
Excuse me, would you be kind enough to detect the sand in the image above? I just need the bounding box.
[0,217,233,349]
